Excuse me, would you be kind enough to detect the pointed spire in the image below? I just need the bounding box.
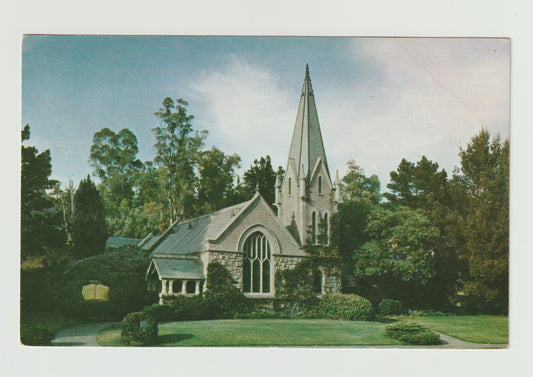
[334,169,341,202]
[275,173,281,188]
[286,65,329,182]
[255,181,260,193]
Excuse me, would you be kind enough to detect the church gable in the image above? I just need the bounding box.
[208,193,304,256]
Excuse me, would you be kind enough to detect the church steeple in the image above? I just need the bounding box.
[276,65,337,246]
[287,64,330,181]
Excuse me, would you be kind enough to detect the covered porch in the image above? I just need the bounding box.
[146,257,206,304]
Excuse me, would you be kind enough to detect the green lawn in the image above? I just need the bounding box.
[398,315,508,344]
[97,319,405,347]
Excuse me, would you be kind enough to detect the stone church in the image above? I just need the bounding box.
[145,65,341,302]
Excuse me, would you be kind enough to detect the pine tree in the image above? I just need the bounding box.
[71,176,107,258]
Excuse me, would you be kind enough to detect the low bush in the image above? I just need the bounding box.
[408,310,451,317]
[121,312,158,346]
[233,311,288,319]
[319,294,373,321]
[379,299,404,315]
[143,304,176,322]
[385,322,440,345]
[20,325,55,346]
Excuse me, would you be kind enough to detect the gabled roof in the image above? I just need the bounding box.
[149,257,205,280]
[105,237,141,250]
[287,64,330,181]
[150,198,253,256]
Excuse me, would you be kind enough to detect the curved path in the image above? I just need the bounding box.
[51,322,118,346]
[51,322,506,348]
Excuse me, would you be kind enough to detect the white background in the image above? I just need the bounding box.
[1,1,532,376]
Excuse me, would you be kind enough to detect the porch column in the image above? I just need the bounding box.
[168,279,174,294]
[181,280,188,294]
[195,280,200,294]
[161,279,167,294]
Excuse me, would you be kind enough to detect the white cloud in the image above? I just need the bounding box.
[186,40,510,190]
[320,38,510,187]
[188,56,296,172]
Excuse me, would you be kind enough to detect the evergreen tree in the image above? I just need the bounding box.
[197,147,241,213]
[71,176,107,258]
[21,124,66,262]
[456,129,509,314]
[242,155,278,206]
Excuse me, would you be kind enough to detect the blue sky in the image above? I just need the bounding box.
[22,36,510,189]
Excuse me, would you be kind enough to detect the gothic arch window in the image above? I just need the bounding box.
[318,176,322,194]
[288,177,292,195]
[324,212,329,245]
[311,211,317,244]
[242,231,271,293]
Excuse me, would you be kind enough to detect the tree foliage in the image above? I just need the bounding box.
[153,97,208,223]
[71,176,107,257]
[456,129,509,313]
[197,147,241,213]
[21,124,66,261]
[242,155,278,206]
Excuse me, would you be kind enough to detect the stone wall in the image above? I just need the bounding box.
[322,267,342,294]
[201,250,244,290]
[273,255,303,272]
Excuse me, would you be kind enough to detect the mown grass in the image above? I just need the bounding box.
[97,319,405,347]
[398,315,508,344]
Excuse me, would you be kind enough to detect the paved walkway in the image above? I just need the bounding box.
[51,322,118,346]
[51,322,507,348]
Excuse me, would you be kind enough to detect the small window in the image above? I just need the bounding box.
[324,213,329,245]
[318,176,322,194]
[311,212,317,244]
[288,177,292,195]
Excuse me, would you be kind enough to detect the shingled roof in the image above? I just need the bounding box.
[149,257,205,280]
[150,198,253,256]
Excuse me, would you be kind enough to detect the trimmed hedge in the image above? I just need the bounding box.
[318,294,373,321]
[59,250,156,320]
[379,299,404,315]
[20,325,55,346]
[385,322,440,345]
[121,312,158,346]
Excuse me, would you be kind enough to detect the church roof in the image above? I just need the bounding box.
[150,198,253,256]
[150,257,205,280]
[105,237,141,250]
[287,64,330,180]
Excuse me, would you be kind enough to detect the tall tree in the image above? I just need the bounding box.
[89,127,142,236]
[153,97,207,223]
[385,156,461,308]
[197,147,241,213]
[71,176,107,258]
[333,161,381,292]
[456,129,509,313]
[242,155,278,206]
[21,124,66,262]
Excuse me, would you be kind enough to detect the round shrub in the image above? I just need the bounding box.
[121,312,158,346]
[379,299,404,315]
[385,322,440,345]
[20,325,55,346]
[319,294,373,321]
